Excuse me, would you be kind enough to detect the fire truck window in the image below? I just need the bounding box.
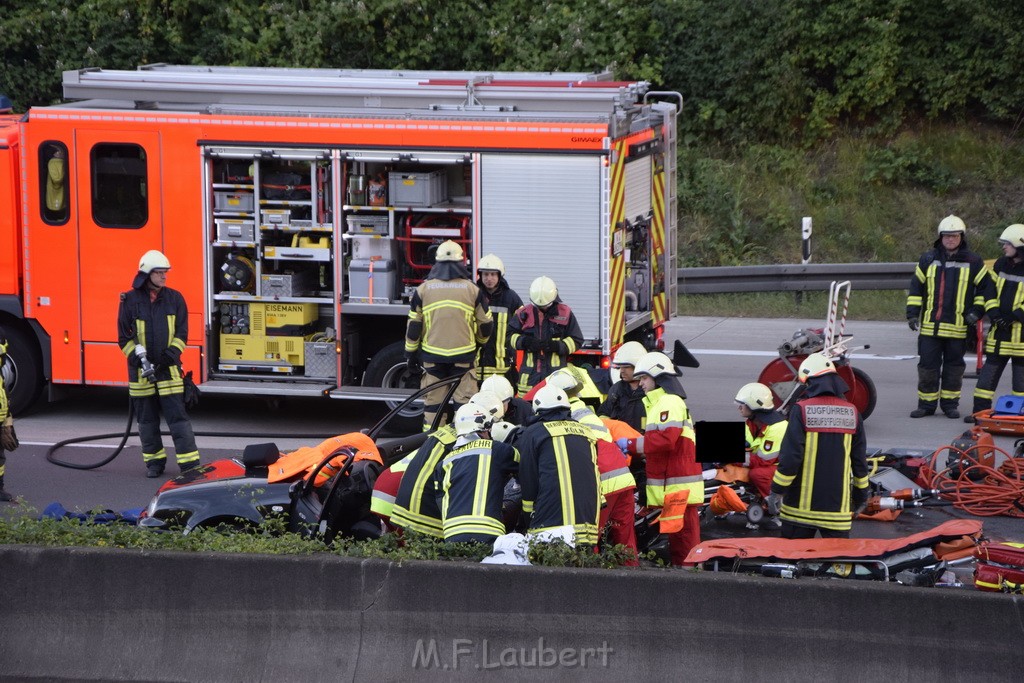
[91,143,148,228]
[39,142,69,225]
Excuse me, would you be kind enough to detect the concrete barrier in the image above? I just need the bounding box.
[1,545,1021,681]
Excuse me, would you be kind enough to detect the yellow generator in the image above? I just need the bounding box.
[218,302,318,372]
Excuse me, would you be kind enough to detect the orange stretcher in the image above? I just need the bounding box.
[971,409,1024,437]
[684,519,983,576]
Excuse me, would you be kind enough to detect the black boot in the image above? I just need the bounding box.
[146,460,166,478]
[910,407,935,418]
[0,475,14,502]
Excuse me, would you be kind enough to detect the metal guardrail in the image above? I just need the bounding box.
[677,262,915,294]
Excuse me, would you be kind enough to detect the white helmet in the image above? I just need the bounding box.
[435,240,465,262]
[469,390,506,420]
[546,367,583,396]
[735,382,774,410]
[937,215,966,236]
[480,375,514,403]
[454,403,493,436]
[633,351,680,379]
[139,250,171,273]
[490,421,517,443]
[999,224,1024,249]
[611,341,647,367]
[797,353,836,383]
[532,384,569,412]
[477,253,505,275]
[529,276,558,308]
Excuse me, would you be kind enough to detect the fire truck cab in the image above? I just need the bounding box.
[0,65,678,417]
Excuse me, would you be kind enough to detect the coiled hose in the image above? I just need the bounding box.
[45,397,337,470]
[919,442,1024,517]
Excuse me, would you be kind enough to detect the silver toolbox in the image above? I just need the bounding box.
[304,341,336,378]
[260,270,316,297]
[348,258,396,303]
[261,209,291,227]
[214,191,254,213]
[215,219,255,243]
[345,214,390,235]
[388,170,448,207]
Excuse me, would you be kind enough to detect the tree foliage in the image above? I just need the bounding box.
[2,0,1020,144]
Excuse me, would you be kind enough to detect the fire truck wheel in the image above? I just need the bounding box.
[362,341,423,433]
[849,367,877,420]
[0,322,44,416]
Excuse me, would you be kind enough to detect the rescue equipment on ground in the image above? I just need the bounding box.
[974,542,1024,593]
[916,429,1024,517]
[757,281,877,418]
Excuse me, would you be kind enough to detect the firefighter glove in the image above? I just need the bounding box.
[995,313,1015,331]
[852,486,869,512]
[520,335,541,352]
[162,347,181,367]
[907,317,919,332]
[1,421,18,452]
[964,310,981,326]
[405,352,423,374]
[766,492,783,516]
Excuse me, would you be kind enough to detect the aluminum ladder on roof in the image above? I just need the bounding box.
[61,64,649,115]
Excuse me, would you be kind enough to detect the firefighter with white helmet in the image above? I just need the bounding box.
[597,341,648,431]
[437,404,519,544]
[906,214,987,419]
[970,223,1024,421]
[391,389,507,538]
[405,239,493,431]
[480,374,532,425]
[768,353,869,539]
[516,383,600,545]
[117,250,201,478]
[734,383,786,522]
[617,351,701,565]
[509,275,584,395]
[474,253,525,386]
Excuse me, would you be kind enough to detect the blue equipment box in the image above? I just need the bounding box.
[993,395,1024,416]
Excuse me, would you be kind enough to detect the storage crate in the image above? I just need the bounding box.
[348,259,396,302]
[345,214,390,235]
[389,170,448,207]
[261,209,291,227]
[214,191,254,213]
[215,219,255,243]
[304,341,336,378]
[264,245,332,262]
[260,271,316,298]
[350,235,393,260]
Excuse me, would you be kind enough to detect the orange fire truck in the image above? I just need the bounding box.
[0,65,678,417]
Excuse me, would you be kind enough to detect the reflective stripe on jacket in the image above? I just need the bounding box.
[391,425,457,536]
[406,278,492,363]
[983,257,1024,356]
[438,438,519,542]
[906,246,987,339]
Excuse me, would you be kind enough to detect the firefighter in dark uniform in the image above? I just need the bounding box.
[475,254,524,386]
[0,332,18,501]
[437,403,519,545]
[597,341,648,431]
[971,223,1024,419]
[405,240,493,431]
[390,391,505,537]
[768,353,869,539]
[516,385,601,546]
[117,250,200,478]
[509,276,584,395]
[906,215,987,419]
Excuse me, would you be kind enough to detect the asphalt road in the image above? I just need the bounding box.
[4,315,1020,542]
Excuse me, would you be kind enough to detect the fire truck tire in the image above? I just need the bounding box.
[362,341,423,433]
[0,322,44,416]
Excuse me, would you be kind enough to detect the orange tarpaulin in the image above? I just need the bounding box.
[267,432,382,484]
[709,486,748,515]
[659,492,688,533]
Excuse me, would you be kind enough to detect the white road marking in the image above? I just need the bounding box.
[689,348,924,361]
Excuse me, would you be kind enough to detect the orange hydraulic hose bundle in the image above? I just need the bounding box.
[920,442,1024,517]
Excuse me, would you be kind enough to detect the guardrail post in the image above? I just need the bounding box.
[795,217,813,306]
